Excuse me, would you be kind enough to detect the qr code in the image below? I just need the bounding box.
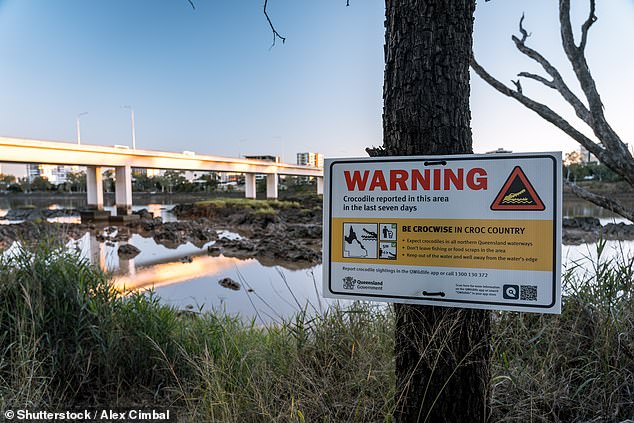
[520,285,538,301]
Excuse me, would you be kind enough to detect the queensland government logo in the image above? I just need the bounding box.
[342,276,357,290]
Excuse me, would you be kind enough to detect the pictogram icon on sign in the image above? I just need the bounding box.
[491,166,545,211]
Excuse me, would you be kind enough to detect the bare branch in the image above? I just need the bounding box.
[187,0,195,10]
[474,1,634,220]
[263,0,286,49]
[567,181,634,222]
[560,0,630,159]
[579,0,597,52]
[518,14,530,43]
[517,72,555,89]
[471,55,606,162]
[347,0,350,6]
[560,0,599,109]
[512,15,592,126]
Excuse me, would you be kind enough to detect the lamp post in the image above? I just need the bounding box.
[122,105,136,149]
[76,112,88,145]
[272,138,285,163]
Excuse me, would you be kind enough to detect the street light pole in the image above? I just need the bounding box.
[76,112,88,145]
[122,105,136,149]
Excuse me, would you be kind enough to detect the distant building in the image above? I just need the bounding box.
[297,152,324,168]
[485,148,513,154]
[27,164,83,184]
[133,168,164,178]
[579,145,599,164]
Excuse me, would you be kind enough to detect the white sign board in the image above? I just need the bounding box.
[323,152,562,314]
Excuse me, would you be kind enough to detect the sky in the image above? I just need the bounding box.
[0,0,632,163]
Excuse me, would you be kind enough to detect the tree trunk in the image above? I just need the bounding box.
[382,1,491,421]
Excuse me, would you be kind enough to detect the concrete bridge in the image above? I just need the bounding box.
[0,137,323,214]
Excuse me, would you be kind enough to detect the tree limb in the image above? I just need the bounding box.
[473,0,634,222]
[512,14,592,126]
[471,55,606,162]
[579,0,597,53]
[566,181,634,222]
[559,0,632,170]
[263,0,286,48]
[517,72,555,89]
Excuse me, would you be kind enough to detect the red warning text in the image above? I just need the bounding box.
[344,168,488,192]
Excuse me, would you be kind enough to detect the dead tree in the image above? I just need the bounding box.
[471,0,634,222]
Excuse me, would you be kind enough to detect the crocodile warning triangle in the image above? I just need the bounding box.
[490,166,545,211]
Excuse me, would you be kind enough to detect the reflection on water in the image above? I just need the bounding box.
[125,257,327,325]
[72,231,215,274]
[2,196,633,321]
[564,201,631,225]
[72,230,328,324]
[0,203,177,225]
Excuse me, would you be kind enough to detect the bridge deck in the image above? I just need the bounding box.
[0,137,322,176]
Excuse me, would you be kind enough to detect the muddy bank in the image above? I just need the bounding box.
[0,218,219,250]
[0,196,323,268]
[171,196,322,267]
[563,217,634,245]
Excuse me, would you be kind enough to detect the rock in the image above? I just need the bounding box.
[117,244,141,259]
[561,216,634,244]
[113,229,131,242]
[133,208,154,220]
[563,217,602,231]
[604,222,634,238]
[218,277,241,291]
[3,208,44,221]
[2,208,79,221]
[207,245,222,256]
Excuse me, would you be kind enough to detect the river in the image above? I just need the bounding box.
[0,194,631,322]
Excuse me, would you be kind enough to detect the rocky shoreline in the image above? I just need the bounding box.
[562,217,634,245]
[1,198,633,265]
[0,196,323,268]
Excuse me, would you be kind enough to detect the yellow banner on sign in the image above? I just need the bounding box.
[331,218,553,271]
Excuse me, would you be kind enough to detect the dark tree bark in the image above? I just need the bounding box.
[381,1,491,421]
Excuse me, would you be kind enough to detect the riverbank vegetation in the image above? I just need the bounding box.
[1,240,632,421]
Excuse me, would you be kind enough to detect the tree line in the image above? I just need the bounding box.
[0,170,316,194]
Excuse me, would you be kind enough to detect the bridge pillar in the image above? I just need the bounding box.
[317,176,324,195]
[266,173,278,199]
[245,173,256,199]
[115,165,133,215]
[86,166,104,209]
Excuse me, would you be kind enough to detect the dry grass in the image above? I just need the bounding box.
[1,239,632,421]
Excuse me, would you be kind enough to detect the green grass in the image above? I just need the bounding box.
[1,239,632,421]
[194,198,301,210]
[490,239,634,422]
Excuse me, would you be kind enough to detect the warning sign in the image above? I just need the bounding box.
[323,153,562,314]
[491,166,545,211]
